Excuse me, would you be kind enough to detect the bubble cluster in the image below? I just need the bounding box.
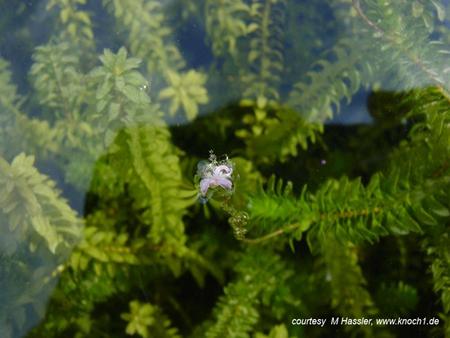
[228,211,249,240]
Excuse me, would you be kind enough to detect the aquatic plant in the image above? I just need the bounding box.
[0,0,448,337]
[196,151,234,202]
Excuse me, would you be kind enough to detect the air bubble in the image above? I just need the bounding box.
[232,226,248,240]
[228,211,249,240]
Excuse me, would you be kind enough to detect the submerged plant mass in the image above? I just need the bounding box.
[0,0,449,338]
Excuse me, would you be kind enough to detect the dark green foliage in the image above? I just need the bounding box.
[0,1,448,338]
[243,87,450,336]
[318,237,388,337]
[375,281,419,316]
[121,300,181,338]
[237,104,323,163]
[205,248,295,338]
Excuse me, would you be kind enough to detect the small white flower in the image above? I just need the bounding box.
[197,152,234,200]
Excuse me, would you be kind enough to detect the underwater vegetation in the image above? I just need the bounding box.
[0,0,449,337]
